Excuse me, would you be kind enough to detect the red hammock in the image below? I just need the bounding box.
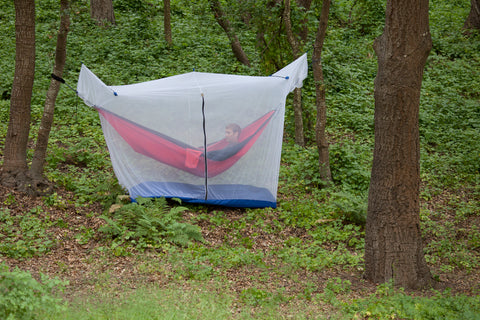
[98,109,276,177]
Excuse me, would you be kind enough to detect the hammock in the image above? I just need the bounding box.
[97,107,276,177]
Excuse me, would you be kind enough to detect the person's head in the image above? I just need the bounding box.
[225,123,241,144]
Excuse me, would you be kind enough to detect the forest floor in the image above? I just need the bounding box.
[1,184,479,306]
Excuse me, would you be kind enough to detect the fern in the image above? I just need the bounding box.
[99,197,203,249]
[98,215,126,237]
[168,223,204,247]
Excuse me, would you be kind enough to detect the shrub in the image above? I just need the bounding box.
[330,190,368,225]
[0,264,67,320]
[329,142,371,193]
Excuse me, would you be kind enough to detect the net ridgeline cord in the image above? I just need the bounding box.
[201,93,208,200]
[51,73,80,120]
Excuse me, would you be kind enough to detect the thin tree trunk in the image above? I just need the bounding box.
[255,0,283,71]
[30,0,70,183]
[296,0,313,137]
[164,0,172,46]
[313,0,332,183]
[209,0,251,67]
[284,0,300,57]
[292,88,304,146]
[90,0,115,26]
[365,0,435,289]
[296,0,313,42]
[1,0,35,188]
[284,0,304,146]
[464,0,480,32]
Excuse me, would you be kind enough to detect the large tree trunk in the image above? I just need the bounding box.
[284,0,304,146]
[164,0,172,46]
[313,0,332,183]
[365,0,435,289]
[1,0,35,189]
[90,0,115,26]
[30,0,70,185]
[464,0,480,32]
[209,0,251,67]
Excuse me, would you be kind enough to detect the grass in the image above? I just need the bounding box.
[37,280,480,320]
[48,284,237,320]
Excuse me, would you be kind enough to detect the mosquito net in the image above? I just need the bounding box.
[77,54,308,208]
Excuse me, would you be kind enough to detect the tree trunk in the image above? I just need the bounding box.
[90,0,115,26]
[284,0,300,57]
[292,88,305,146]
[365,0,435,289]
[209,0,251,67]
[253,0,285,73]
[313,0,332,183]
[464,0,480,32]
[297,0,314,137]
[284,0,304,146]
[1,0,35,189]
[30,0,70,184]
[164,0,172,46]
[296,0,313,42]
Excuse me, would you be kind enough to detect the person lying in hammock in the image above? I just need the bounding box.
[207,123,244,161]
[224,123,241,144]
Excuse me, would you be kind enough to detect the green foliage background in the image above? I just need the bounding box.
[0,0,479,318]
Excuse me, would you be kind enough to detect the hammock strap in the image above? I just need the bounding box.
[50,73,80,121]
[51,73,78,94]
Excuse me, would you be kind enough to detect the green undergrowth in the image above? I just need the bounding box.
[0,263,67,320]
[99,197,204,253]
[341,281,480,320]
[33,279,480,320]
[0,0,479,319]
[0,206,57,258]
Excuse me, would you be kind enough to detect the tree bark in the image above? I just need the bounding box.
[284,0,300,57]
[365,0,435,289]
[284,0,304,146]
[291,88,305,146]
[164,0,172,46]
[30,0,70,183]
[1,0,35,188]
[209,0,251,67]
[90,0,115,26]
[296,0,313,42]
[313,0,332,183]
[464,0,480,32]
